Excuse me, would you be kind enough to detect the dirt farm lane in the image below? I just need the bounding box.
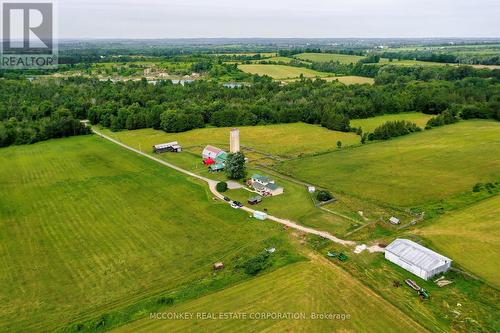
[90,127,382,252]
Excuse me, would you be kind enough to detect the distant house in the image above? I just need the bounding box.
[251,174,273,186]
[250,174,284,196]
[389,217,400,225]
[153,141,182,153]
[385,239,452,281]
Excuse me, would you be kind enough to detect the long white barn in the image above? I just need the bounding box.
[385,239,452,280]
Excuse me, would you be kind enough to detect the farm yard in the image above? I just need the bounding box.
[99,123,360,159]
[415,195,500,288]
[0,136,299,332]
[293,53,373,64]
[278,121,500,207]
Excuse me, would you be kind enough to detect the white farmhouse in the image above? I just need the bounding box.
[384,239,452,281]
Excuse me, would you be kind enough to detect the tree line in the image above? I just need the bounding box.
[0,65,498,148]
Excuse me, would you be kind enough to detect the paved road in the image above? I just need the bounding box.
[91,128,382,251]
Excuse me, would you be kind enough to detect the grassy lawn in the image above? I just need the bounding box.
[226,170,359,236]
[114,258,426,333]
[99,123,360,159]
[238,64,330,79]
[277,121,500,207]
[351,112,434,133]
[0,135,299,332]
[414,195,500,289]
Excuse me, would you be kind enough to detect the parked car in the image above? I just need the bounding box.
[233,201,243,208]
[230,202,240,209]
[223,196,231,202]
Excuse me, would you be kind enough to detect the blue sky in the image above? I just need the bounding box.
[58,0,500,38]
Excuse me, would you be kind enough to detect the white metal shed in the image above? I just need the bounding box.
[385,239,452,280]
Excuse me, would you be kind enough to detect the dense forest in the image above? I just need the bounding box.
[0,63,499,148]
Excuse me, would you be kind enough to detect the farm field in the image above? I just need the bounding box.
[293,53,372,64]
[250,56,297,63]
[278,121,500,207]
[293,53,453,67]
[351,112,433,133]
[114,259,426,333]
[238,64,330,79]
[99,123,360,158]
[324,76,375,85]
[415,195,500,288]
[0,135,299,332]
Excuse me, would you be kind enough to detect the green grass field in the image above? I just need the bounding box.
[294,53,369,64]
[100,123,360,158]
[114,258,426,333]
[238,64,330,79]
[351,112,433,133]
[0,135,298,332]
[278,121,500,207]
[415,195,500,288]
[293,53,453,67]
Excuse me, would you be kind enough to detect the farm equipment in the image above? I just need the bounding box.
[338,253,348,262]
[326,251,348,262]
[405,279,430,300]
[327,251,338,258]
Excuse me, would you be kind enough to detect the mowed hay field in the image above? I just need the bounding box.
[238,64,329,79]
[278,121,500,207]
[115,259,426,333]
[324,76,375,85]
[101,123,360,158]
[0,136,295,332]
[416,195,500,288]
[351,112,434,133]
[293,53,370,64]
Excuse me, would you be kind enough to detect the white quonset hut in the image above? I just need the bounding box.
[385,239,452,280]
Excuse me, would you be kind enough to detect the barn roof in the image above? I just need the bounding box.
[385,239,452,272]
[203,145,222,154]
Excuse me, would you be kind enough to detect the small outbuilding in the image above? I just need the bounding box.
[153,142,182,153]
[389,217,400,225]
[253,211,268,221]
[385,239,452,281]
[248,196,262,205]
[213,262,224,270]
